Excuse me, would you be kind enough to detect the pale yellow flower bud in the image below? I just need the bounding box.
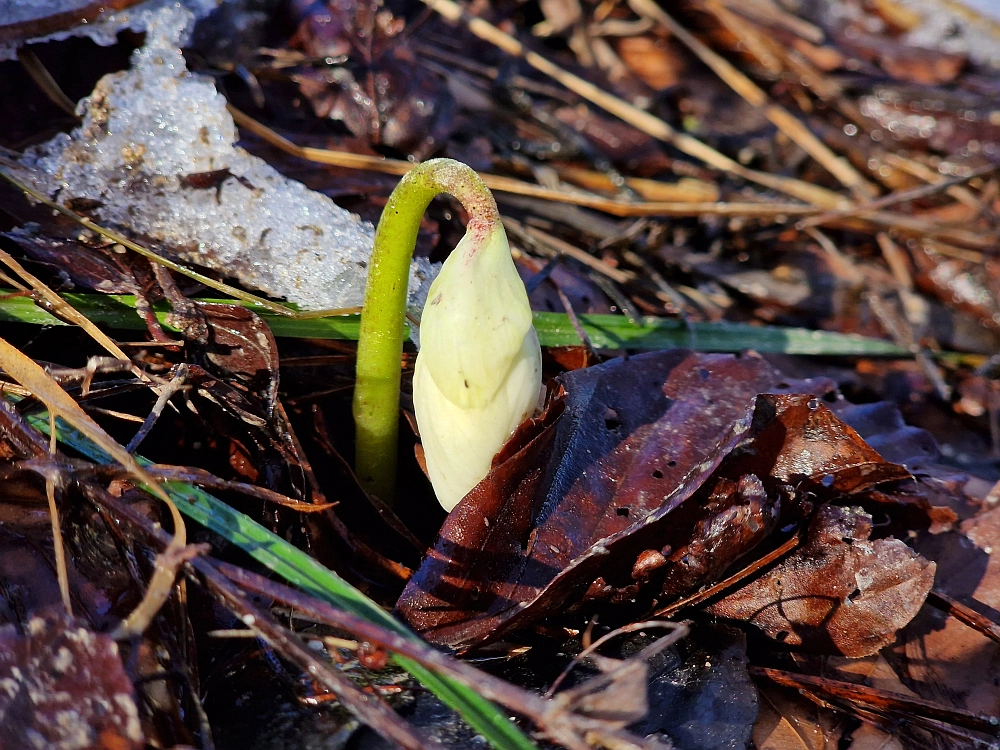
[413,222,542,511]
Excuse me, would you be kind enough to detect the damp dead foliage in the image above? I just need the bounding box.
[396,351,926,652]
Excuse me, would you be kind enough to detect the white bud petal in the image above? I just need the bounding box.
[413,223,542,511]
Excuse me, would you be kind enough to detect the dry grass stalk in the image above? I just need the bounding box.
[421,0,850,208]
[629,0,878,200]
[230,104,820,218]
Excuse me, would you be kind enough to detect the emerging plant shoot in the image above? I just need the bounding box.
[354,159,541,509]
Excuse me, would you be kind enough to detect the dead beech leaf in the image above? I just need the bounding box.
[0,608,144,749]
[753,684,838,750]
[398,350,882,649]
[707,505,936,657]
[614,35,683,90]
[844,723,905,750]
[194,302,280,417]
[903,505,1000,716]
[562,659,649,727]
[290,0,454,153]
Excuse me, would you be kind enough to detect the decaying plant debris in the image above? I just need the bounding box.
[0,0,999,748]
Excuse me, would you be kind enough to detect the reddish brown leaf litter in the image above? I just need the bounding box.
[707,504,935,657]
[0,608,144,750]
[288,0,455,155]
[396,351,923,649]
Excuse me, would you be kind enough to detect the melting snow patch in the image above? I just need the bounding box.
[898,0,1000,68]
[16,3,434,313]
[0,0,218,61]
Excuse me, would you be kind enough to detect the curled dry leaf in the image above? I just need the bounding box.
[834,399,987,531]
[3,227,150,295]
[290,0,455,153]
[706,504,936,657]
[194,302,280,418]
[614,35,684,91]
[0,608,144,750]
[397,350,910,649]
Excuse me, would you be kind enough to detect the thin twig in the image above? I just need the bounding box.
[503,217,634,285]
[126,364,188,453]
[229,104,816,218]
[86,479,432,749]
[421,0,848,208]
[927,589,1000,646]
[654,533,801,618]
[752,667,1000,736]
[545,621,680,697]
[631,0,877,199]
[797,161,1000,229]
[883,152,985,210]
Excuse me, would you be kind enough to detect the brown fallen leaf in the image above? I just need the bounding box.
[902,505,1000,719]
[614,35,684,91]
[289,0,454,154]
[194,302,280,418]
[708,504,936,656]
[753,683,842,750]
[397,351,912,649]
[0,608,144,749]
[833,24,967,85]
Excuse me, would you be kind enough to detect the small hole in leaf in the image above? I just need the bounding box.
[698,368,710,380]
[667,460,677,467]
[652,469,663,479]
[848,588,862,602]
[617,507,630,517]
[603,407,621,430]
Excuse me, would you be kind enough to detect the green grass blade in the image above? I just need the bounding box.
[0,289,908,355]
[23,410,536,750]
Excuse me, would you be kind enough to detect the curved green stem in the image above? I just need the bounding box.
[354,159,499,504]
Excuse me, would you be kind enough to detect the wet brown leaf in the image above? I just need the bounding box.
[397,351,910,649]
[833,25,966,85]
[0,608,144,750]
[834,399,986,531]
[753,684,840,750]
[194,302,280,418]
[901,505,1000,719]
[3,228,146,295]
[707,504,936,657]
[614,35,684,91]
[913,245,1000,334]
[290,0,454,154]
